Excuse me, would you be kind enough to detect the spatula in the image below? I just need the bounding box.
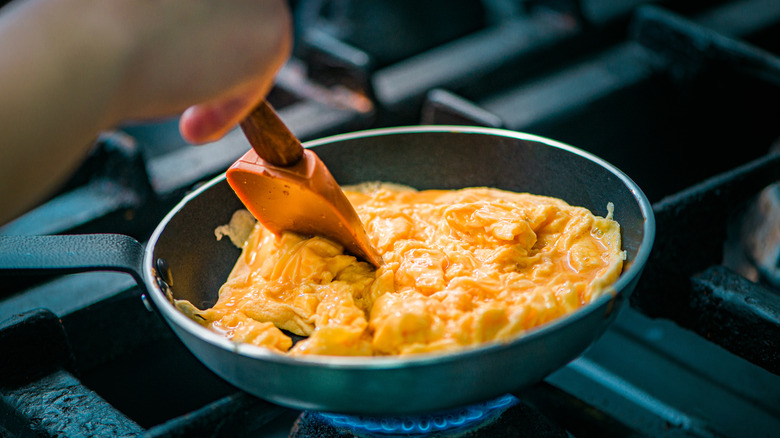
[226,100,383,267]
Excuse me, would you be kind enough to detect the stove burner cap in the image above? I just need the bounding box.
[315,394,518,436]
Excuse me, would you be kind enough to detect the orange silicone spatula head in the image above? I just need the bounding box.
[226,101,383,267]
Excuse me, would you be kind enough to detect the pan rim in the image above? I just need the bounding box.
[143,125,655,369]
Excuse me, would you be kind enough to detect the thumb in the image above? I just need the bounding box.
[179,70,276,145]
[178,93,256,144]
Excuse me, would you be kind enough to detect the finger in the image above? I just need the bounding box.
[178,96,248,144]
[179,69,278,144]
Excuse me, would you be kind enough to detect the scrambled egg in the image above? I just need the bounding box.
[181,184,624,356]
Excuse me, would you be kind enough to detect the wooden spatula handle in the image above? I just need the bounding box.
[240,100,304,167]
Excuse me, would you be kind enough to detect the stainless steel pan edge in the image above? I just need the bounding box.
[141,126,655,415]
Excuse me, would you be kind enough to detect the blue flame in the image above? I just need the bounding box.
[317,394,518,436]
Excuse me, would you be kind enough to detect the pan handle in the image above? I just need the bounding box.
[0,234,147,292]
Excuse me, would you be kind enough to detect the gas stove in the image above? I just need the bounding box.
[2,1,779,437]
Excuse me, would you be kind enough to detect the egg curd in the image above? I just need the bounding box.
[178,184,624,356]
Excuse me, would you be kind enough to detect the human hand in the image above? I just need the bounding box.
[0,0,291,224]
[114,0,293,144]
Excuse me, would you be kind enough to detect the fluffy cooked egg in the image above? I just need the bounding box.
[179,184,624,356]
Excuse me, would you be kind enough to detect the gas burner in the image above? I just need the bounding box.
[739,182,780,288]
[289,394,567,437]
[319,395,516,436]
[723,179,780,289]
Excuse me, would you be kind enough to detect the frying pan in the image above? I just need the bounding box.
[0,126,655,415]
